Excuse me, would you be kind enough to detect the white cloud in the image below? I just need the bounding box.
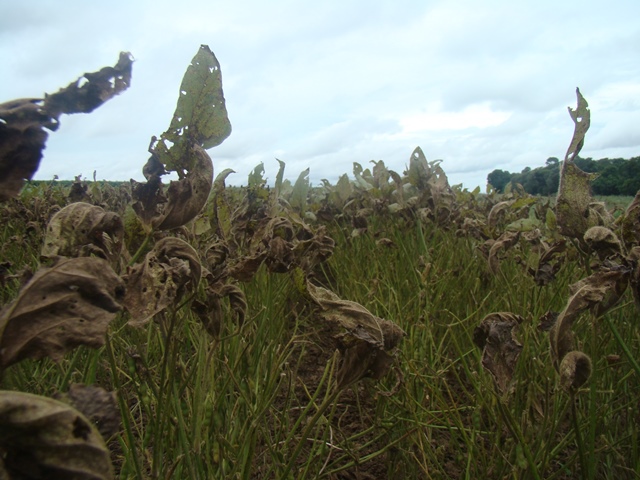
[1,0,639,190]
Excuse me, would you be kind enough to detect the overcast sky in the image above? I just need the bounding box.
[2,0,640,190]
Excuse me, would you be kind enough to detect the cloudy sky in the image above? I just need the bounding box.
[2,0,640,190]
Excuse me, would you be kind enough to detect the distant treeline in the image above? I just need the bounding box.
[25,179,129,188]
[487,156,640,195]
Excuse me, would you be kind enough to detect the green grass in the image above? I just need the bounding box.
[1,198,639,479]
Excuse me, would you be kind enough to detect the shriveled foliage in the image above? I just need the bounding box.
[474,312,524,394]
[0,52,133,201]
[0,257,124,369]
[42,202,124,267]
[122,237,201,327]
[306,281,405,389]
[0,391,114,480]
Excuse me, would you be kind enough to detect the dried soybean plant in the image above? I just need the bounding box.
[0,53,133,480]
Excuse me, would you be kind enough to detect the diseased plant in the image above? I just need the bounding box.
[1,49,639,479]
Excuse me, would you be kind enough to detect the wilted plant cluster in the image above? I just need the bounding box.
[1,48,639,479]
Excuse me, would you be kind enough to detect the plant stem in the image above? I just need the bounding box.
[280,388,341,479]
[571,392,588,479]
[128,230,154,266]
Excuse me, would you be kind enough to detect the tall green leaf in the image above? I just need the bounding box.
[153,45,231,172]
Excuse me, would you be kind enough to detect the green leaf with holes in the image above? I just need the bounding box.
[153,44,231,172]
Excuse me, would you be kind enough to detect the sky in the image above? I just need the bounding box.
[2,0,640,190]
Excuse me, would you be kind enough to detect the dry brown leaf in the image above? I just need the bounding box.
[306,281,405,389]
[628,247,640,310]
[564,88,591,162]
[619,190,640,251]
[0,257,124,368]
[132,145,214,231]
[41,202,124,267]
[192,283,247,339]
[53,384,120,441]
[156,144,213,231]
[559,351,592,392]
[532,240,566,286]
[584,226,621,260]
[548,267,628,392]
[227,251,268,282]
[0,52,133,201]
[0,390,113,479]
[122,237,201,327]
[488,231,520,274]
[473,312,523,394]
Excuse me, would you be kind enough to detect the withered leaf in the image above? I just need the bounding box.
[43,52,133,118]
[227,251,268,282]
[0,52,133,201]
[192,283,247,339]
[123,237,201,327]
[192,296,223,339]
[132,144,214,231]
[556,89,599,241]
[473,312,523,394]
[53,384,120,441]
[156,144,214,231]
[628,247,640,310]
[487,200,514,229]
[549,267,628,380]
[564,88,591,162]
[217,284,247,327]
[619,190,640,251]
[488,231,520,274]
[584,226,621,260]
[0,390,113,479]
[306,281,405,389]
[0,257,124,368]
[203,240,229,281]
[537,310,559,332]
[532,240,566,286]
[559,351,592,392]
[569,267,630,319]
[41,202,124,267]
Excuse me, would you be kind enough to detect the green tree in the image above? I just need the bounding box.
[487,169,513,193]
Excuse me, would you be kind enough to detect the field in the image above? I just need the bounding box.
[1,47,639,480]
[1,171,639,479]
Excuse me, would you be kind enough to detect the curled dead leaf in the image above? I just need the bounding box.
[0,52,133,200]
[122,237,201,327]
[53,384,120,440]
[584,226,621,260]
[0,257,123,368]
[156,144,213,231]
[559,351,592,392]
[306,281,405,389]
[192,283,247,339]
[473,312,523,394]
[531,240,566,286]
[488,231,520,274]
[549,267,628,393]
[41,202,124,267]
[619,190,640,251]
[132,144,214,231]
[0,390,114,479]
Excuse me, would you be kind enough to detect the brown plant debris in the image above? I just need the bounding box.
[123,237,201,327]
[306,281,405,390]
[41,202,124,267]
[0,52,133,200]
[0,257,124,368]
[473,312,524,394]
[0,390,114,479]
[53,384,121,441]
